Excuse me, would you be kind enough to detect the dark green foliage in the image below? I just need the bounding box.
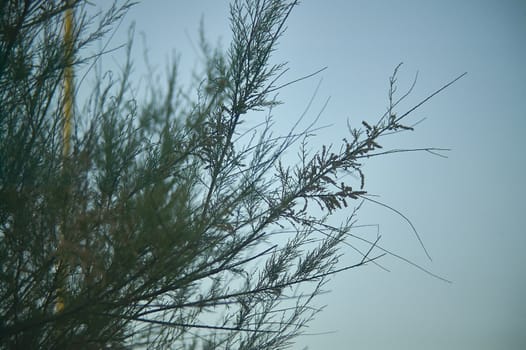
[0,0,463,348]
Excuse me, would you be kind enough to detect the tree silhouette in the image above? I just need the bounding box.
[0,0,464,348]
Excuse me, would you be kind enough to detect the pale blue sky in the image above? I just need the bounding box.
[94,1,526,349]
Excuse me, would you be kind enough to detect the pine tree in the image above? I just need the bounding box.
[0,0,464,348]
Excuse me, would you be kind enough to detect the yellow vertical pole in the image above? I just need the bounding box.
[55,2,74,315]
[62,4,74,157]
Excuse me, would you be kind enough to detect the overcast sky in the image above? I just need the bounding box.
[94,1,526,349]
